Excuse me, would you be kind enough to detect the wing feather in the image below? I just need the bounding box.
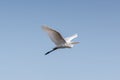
[42,26,66,46]
[65,34,78,42]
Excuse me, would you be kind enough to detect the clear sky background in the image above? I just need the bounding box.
[0,0,120,80]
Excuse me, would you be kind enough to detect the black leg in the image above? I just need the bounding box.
[45,48,58,55]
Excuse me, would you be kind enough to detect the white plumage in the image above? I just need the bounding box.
[42,25,79,55]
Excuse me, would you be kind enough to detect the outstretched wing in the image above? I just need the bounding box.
[65,34,78,42]
[42,25,66,46]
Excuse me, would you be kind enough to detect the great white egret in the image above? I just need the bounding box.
[42,26,79,55]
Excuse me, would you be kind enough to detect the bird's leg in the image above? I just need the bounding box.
[53,47,58,50]
[45,47,58,55]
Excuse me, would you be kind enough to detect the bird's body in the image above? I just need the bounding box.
[42,26,79,55]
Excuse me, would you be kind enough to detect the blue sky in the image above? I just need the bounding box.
[0,0,120,80]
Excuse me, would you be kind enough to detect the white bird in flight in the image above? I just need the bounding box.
[42,25,79,55]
